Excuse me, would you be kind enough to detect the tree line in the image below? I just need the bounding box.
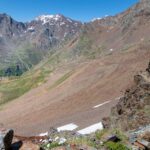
[0,65,27,77]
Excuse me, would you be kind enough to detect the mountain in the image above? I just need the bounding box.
[1,0,150,74]
[77,0,150,55]
[109,62,150,131]
[0,0,150,137]
[0,13,82,72]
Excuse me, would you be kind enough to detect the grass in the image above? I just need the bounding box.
[111,129,128,142]
[0,47,75,106]
[68,136,98,148]
[49,71,74,90]
[0,44,71,106]
[95,129,108,140]
[0,68,52,106]
[105,141,131,150]
[0,33,106,106]
[41,142,62,150]
[40,129,131,150]
[144,105,150,116]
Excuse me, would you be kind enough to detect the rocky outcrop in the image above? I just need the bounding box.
[0,129,14,150]
[110,61,150,131]
[0,129,42,150]
[146,62,150,74]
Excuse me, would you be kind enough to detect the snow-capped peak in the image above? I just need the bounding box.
[35,14,62,24]
[91,17,102,22]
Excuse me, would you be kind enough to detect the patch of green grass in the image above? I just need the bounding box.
[49,71,74,90]
[144,105,150,116]
[0,68,52,106]
[95,129,108,140]
[68,136,97,148]
[111,129,128,142]
[41,142,61,150]
[105,142,131,150]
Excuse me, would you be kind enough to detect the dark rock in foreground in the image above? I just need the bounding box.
[110,61,150,131]
[0,129,14,150]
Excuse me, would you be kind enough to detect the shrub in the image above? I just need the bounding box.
[105,142,130,150]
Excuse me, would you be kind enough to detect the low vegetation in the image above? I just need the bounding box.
[40,128,131,150]
[49,71,74,89]
[0,67,52,105]
[105,141,130,150]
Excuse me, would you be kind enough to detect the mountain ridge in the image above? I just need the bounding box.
[1,0,150,74]
[0,13,82,74]
[0,0,150,140]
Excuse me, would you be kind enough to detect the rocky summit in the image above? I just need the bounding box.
[0,13,82,70]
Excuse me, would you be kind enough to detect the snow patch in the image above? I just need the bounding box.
[28,26,35,31]
[60,22,65,26]
[36,14,61,24]
[64,32,68,37]
[93,101,110,108]
[92,17,102,22]
[58,138,67,144]
[67,18,72,23]
[77,122,103,135]
[74,23,78,26]
[57,123,78,132]
[39,132,48,136]
[109,49,114,52]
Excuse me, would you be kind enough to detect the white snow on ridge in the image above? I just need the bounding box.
[36,14,62,24]
[60,22,65,26]
[92,17,102,22]
[74,22,79,26]
[67,18,72,23]
[57,123,78,132]
[28,26,34,31]
[93,101,110,108]
[77,122,103,135]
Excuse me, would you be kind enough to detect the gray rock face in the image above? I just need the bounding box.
[146,62,150,74]
[111,62,150,131]
[0,13,82,70]
[0,129,14,150]
[0,134,4,149]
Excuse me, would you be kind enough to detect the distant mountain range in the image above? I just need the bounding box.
[1,0,150,75]
[0,13,82,73]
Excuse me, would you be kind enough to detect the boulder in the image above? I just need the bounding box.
[0,134,4,150]
[146,62,150,74]
[0,129,14,150]
[140,83,150,90]
[134,75,144,85]
[102,117,111,129]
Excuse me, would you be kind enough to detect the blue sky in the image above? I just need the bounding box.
[0,0,138,22]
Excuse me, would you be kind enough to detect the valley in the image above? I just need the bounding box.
[0,45,149,136]
[0,0,150,149]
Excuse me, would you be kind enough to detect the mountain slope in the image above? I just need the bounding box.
[0,44,149,136]
[0,14,82,72]
[0,0,150,136]
[1,0,150,73]
[76,0,150,56]
[110,61,150,131]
